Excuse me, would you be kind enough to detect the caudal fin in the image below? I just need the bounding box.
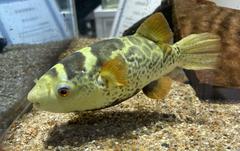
[174,33,221,70]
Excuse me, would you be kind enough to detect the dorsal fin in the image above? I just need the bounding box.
[136,13,173,44]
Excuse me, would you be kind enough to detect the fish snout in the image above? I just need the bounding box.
[27,88,42,109]
[27,89,35,103]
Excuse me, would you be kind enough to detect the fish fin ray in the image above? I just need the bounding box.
[136,13,173,44]
[142,76,172,100]
[174,33,221,70]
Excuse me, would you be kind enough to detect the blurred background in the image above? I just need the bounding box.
[0,0,164,48]
[1,1,240,150]
[1,0,239,47]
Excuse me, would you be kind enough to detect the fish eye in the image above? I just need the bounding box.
[58,87,70,97]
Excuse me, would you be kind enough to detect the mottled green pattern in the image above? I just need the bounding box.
[40,35,181,111]
[79,35,181,108]
[59,52,86,80]
[90,39,124,67]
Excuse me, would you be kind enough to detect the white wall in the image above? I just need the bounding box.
[211,0,240,10]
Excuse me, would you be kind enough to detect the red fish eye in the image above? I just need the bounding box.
[58,87,70,97]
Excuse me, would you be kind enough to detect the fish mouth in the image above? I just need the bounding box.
[28,89,40,108]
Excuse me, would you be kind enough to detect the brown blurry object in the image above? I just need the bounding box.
[172,0,240,88]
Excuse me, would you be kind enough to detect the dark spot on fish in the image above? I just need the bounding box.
[89,39,124,69]
[137,57,144,63]
[60,52,86,80]
[148,62,154,69]
[72,81,78,86]
[153,59,159,66]
[127,57,135,62]
[128,70,132,74]
[76,76,82,81]
[163,55,169,63]
[91,39,124,52]
[171,58,175,64]
[114,92,119,96]
[133,73,138,77]
[126,46,146,63]
[47,68,57,77]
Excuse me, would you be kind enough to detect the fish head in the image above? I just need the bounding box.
[27,51,107,113]
[27,64,79,112]
[27,65,106,112]
[27,41,129,113]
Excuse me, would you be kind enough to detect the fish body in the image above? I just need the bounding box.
[27,13,221,113]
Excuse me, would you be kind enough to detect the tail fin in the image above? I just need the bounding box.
[174,33,221,70]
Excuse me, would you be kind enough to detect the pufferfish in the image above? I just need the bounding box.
[27,13,221,113]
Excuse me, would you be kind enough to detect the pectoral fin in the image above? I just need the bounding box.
[100,56,128,87]
[142,76,172,99]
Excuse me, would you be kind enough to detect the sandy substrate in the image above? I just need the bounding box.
[0,38,98,136]
[2,82,240,151]
[0,41,70,135]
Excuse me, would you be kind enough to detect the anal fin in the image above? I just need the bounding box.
[142,76,172,100]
